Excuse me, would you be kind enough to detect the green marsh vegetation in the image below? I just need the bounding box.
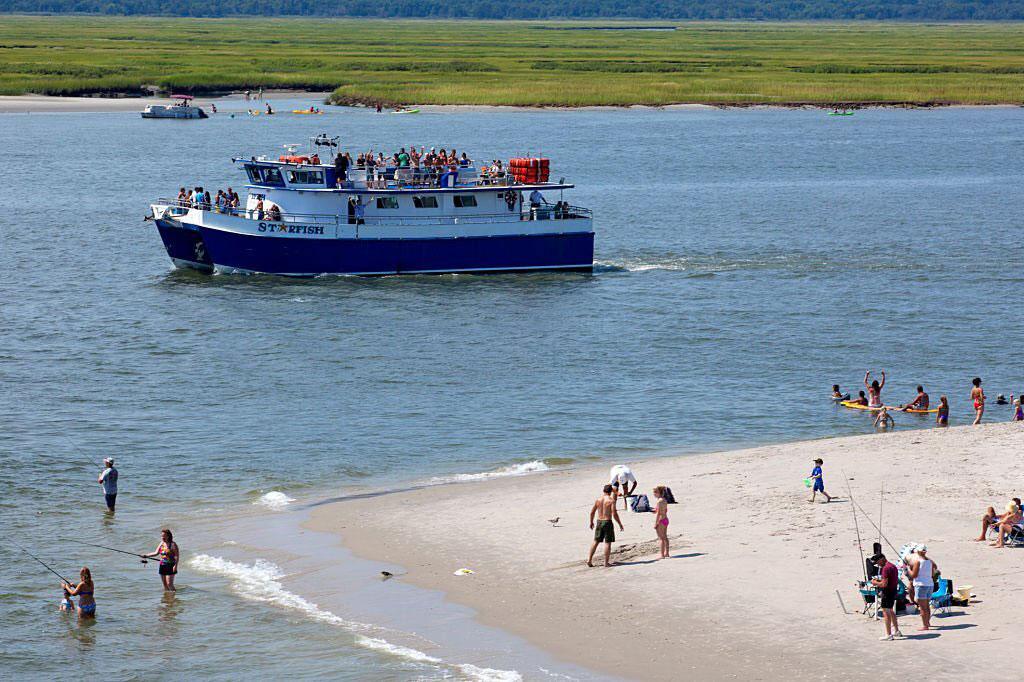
[1,16,1023,105]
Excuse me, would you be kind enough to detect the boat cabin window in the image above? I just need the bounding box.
[287,169,324,186]
[413,195,438,208]
[453,195,477,208]
[376,197,400,209]
[245,164,285,187]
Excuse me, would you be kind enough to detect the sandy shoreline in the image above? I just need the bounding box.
[307,423,1024,681]
[0,91,329,113]
[1,94,1019,114]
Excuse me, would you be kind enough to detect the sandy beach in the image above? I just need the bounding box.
[0,91,329,113]
[308,423,1024,681]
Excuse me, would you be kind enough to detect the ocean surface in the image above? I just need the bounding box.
[2,100,1023,679]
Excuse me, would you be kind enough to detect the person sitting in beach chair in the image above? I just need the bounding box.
[977,498,1021,541]
[990,502,1023,548]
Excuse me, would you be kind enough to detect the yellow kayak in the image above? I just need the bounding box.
[840,400,937,414]
[292,110,323,115]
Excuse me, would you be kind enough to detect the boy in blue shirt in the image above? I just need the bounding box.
[809,458,833,503]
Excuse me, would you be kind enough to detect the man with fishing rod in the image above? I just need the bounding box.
[98,457,118,512]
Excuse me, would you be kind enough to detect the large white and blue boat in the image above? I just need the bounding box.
[149,139,593,276]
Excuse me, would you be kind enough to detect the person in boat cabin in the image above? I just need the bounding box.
[255,197,264,220]
[354,198,365,225]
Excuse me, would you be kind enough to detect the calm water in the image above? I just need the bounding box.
[2,101,1023,679]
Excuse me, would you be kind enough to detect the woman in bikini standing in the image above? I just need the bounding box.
[652,486,670,559]
[144,529,179,591]
[971,377,985,425]
[864,369,886,409]
[63,567,96,619]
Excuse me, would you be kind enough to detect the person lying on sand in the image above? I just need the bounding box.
[977,499,1022,541]
[899,386,929,411]
[873,407,894,429]
[588,484,624,568]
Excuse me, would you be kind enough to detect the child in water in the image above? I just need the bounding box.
[59,587,75,613]
[831,384,851,401]
[936,396,949,426]
[874,406,895,429]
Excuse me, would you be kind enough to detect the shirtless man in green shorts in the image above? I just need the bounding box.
[588,484,625,567]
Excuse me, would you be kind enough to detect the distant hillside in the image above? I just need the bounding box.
[4,0,1024,20]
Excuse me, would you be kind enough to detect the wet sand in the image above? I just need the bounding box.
[308,423,1024,681]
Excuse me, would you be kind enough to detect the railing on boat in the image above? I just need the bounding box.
[155,200,592,235]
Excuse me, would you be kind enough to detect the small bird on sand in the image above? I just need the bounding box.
[381,571,393,580]
[548,517,560,526]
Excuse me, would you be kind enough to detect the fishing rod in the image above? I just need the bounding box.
[850,496,902,559]
[878,483,884,546]
[842,470,867,582]
[13,542,74,584]
[68,539,153,564]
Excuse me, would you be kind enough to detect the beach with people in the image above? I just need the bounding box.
[306,423,1024,680]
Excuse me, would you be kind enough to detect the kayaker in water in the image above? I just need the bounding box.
[864,370,886,408]
[900,385,929,411]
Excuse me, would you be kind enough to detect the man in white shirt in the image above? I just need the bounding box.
[98,458,118,512]
[608,464,637,510]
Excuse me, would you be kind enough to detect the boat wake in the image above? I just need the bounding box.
[190,554,521,681]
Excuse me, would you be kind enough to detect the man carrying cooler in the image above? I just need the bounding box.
[98,458,118,512]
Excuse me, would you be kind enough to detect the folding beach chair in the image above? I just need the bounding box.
[931,579,953,616]
[987,521,1024,546]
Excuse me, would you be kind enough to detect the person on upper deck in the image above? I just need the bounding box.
[397,148,410,167]
[310,153,320,165]
[335,152,349,182]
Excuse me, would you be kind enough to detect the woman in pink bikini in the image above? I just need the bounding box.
[971,377,985,425]
[864,369,886,408]
[653,486,670,559]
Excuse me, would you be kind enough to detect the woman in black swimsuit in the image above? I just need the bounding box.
[144,529,179,592]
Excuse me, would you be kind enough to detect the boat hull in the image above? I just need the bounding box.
[155,218,214,272]
[194,226,593,276]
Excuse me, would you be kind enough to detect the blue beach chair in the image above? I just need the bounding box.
[931,579,953,615]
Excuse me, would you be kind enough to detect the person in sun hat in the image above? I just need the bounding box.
[907,544,940,631]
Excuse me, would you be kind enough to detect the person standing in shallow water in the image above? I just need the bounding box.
[971,377,985,425]
[63,567,95,618]
[144,529,179,591]
[98,458,118,512]
[864,369,886,408]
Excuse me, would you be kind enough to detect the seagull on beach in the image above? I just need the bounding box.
[548,517,560,526]
[381,571,394,580]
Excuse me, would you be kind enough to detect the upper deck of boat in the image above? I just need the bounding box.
[234,157,574,194]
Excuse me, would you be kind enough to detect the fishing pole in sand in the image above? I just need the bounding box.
[13,542,75,584]
[842,470,867,582]
[850,496,902,559]
[67,539,154,565]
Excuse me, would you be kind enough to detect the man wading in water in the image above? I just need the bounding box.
[587,485,624,567]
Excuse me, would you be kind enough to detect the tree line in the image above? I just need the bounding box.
[3,0,1024,20]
